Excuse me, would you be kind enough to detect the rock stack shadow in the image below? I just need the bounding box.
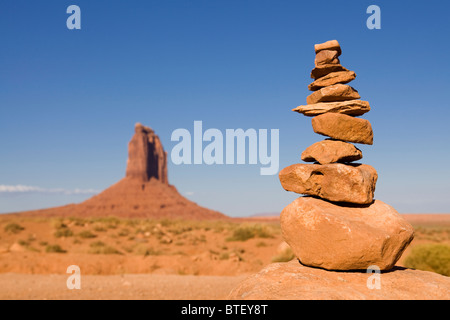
[295,257,407,274]
[279,40,415,272]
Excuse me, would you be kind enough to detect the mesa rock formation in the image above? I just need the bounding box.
[16,123,225,220]
[126,123,168,184]
[279,39,414,271]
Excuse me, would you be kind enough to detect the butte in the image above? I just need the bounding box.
[14,123,225,220]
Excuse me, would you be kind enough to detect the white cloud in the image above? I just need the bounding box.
[185,191,195,196]
[0,185,99,195]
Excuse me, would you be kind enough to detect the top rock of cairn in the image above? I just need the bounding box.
[278,40,414,271]
[314,39,342,55]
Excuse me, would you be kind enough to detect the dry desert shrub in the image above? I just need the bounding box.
[226,224,275,242]
[68,217,86,227]
[158,219,237,235]
[50,219,67,229]
[117,228,131,237]
[89,217,121,229]
[17,239,29,246]
[271,246,295,263]
[45,244,66,253]
[4,223,25,234]
[54,228,73,238]
[51,219,73,238]
[12,239,40,252]
[134,244,162,256]
[93,225,107,232]
[413,226,450,242]
[219,252,229,260]
[404,244,450,276]
[88,241,122,255]
[78,230,97,239]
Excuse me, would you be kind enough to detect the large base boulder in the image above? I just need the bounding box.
[280,197,414,271]
[227,260,450,300]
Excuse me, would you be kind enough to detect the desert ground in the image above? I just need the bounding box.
[0,214,449,299]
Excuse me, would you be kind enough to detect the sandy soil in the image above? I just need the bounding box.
[0,273,247,300]
[0,217,283,275]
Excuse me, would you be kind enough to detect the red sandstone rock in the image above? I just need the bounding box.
[227,260,450,300]
[301,140,362,164]
[308,71,356,91]
[315,50,340,66]
[293,100,370,117]
[306,84,360,104]
[311,64,349,79]
[126,123,168,184]
[279,163,377,204]
[314,40,342,56]
[280,197,415,271]
[312,113,374,145]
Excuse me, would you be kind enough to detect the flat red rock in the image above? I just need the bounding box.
[314,40,341,56]
[315,49,340,66]
[312,113,373,145]
[308,70,356,91]
[301,140,362,164]
[306,84,360,104]
[279,163,377,204]
[310,64,349,79]
[293,100,370,117]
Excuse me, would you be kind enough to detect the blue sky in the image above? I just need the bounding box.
[1,0,450,216]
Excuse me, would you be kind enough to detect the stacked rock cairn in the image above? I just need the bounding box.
[279,40,415,271]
